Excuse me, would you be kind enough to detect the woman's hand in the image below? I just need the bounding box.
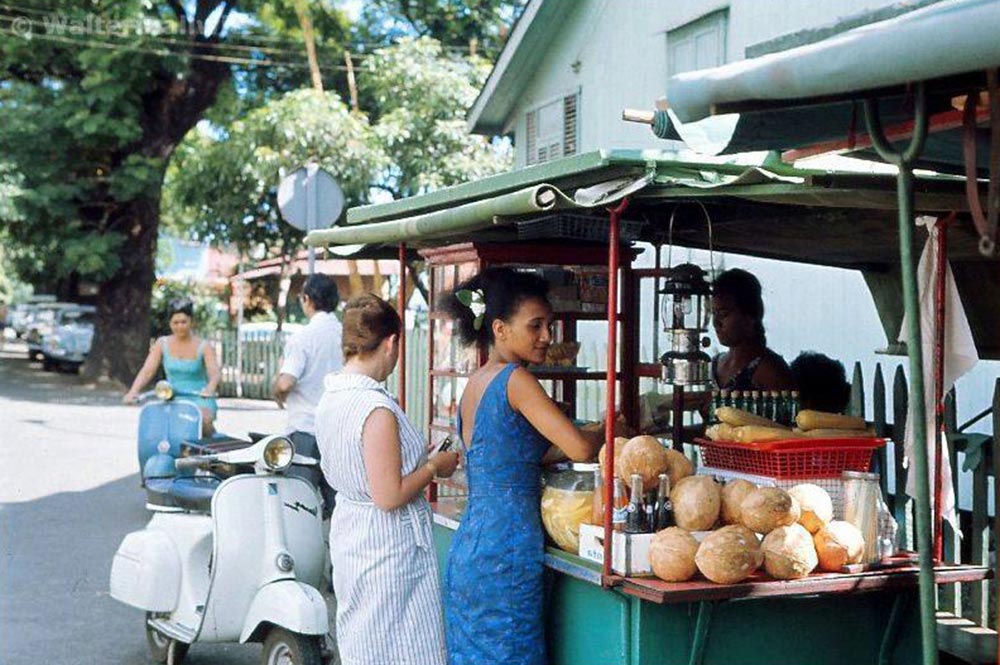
[122,391,138,405]
[199,388,216,398]
[429,451,460,478]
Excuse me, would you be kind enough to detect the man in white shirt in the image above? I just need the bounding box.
[273,274,343,517]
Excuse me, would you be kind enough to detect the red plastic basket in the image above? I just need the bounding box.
[694,437,885,479]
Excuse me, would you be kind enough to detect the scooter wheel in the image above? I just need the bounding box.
[145,613,189,665]
[262,627,323,665]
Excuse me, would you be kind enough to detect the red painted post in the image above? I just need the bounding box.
[397,243,407,412]
[602,198,629,586]
[932,213,954,561]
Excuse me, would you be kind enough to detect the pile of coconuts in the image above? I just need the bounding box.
[648,477,866,585]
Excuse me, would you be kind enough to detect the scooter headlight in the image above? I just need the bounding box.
[262,437,294,470]
[154,380,174,401]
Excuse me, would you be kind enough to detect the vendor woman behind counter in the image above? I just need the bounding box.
[711,268,795,392]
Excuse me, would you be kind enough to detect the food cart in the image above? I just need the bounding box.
[307,148,991,664]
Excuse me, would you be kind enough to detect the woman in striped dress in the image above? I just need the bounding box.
[316,294,460,665]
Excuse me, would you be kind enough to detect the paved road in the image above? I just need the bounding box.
[0,341,299,665]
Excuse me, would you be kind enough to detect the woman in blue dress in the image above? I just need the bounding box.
[124,299,221,435]
[441,268,601,665]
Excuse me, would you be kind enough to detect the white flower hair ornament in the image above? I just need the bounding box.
[455,288,487,331]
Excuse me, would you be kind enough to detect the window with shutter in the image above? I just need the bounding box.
[524,91,580,165]
[667,10,728,77]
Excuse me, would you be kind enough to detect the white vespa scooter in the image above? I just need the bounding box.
[110,435,330,665]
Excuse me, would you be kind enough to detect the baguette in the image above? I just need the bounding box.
[705,423,737,441]
[716,406,788,429]
[795,409,867,431]
[796,427,877,439]
[733,425,795,443]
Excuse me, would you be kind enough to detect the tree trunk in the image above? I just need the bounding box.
[82,196,159,385]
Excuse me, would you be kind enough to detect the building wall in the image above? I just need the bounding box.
[503,0,1000,463]
[511,0,903,167]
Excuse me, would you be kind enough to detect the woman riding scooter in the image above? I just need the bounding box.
[124,299,220,435]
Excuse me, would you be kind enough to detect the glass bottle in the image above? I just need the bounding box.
[750,390,761,416]
[790,390,801,424]
[592,467,604,526]
[625,474,647,534]
[708,389,721,423]
[720,389,732,408]
[764,391,777,421]
[779,390,791,425]
[612,478,628,532]
[654,473,674,531]
[732,390,744,412]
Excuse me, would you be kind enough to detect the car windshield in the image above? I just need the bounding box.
[62,310,95,325]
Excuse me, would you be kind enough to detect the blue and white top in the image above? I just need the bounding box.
[316,371,447,665]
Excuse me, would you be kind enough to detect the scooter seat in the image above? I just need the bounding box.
[169,476,221,513]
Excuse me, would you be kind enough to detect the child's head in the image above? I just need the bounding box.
[790,351,851,414]
[442,267,552,365]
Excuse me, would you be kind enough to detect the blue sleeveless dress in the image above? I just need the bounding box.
[161,338,217,415]
[444,363,550,665]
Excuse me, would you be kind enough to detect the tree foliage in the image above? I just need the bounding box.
[357,0,525,60]
[166,37,511,251]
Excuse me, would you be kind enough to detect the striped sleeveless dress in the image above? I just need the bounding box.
[315,371,447,665]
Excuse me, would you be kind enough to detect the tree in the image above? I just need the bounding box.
[0,0,353,384]
[357,0,525,59]
[166,37,511,248]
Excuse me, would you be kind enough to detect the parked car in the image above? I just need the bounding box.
[24,303,78,361]
[41,305,96,372]
[8,296,58,338]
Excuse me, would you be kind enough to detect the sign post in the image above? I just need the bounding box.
[277,164,345,275]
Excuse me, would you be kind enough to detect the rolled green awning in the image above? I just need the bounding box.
[305,184,570,247]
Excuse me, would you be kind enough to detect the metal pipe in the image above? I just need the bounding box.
[688,601,715,665]
[878,592,910,665]
[602,198,629,586]
[864,82,938,665]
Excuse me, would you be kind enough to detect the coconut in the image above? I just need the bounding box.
[649,527,700,582]
[761,524,819,580]
[787,484,834,534]
[618,435,671,490]
[720,479,757,525]
[695,526,763,584]
[814,520,865,571]
[663,448,695,486]
[716,523,761,548]
[598,437,630,478]
[740,487,801,534]
[670,475,721,531]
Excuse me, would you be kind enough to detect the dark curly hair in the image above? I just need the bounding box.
[440,267,550,349]
[713,268,766,346]
[168,299,194,319]
[790,351,851,414]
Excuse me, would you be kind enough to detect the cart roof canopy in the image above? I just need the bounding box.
[306,149,998,357]
[653,0,1000,175]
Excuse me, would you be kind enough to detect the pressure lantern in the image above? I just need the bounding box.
[658,263,712,387]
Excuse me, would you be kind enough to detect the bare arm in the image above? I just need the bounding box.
[272,372,296,408]
[201,342,221,396]
[508,367,599,462]
[362,408,459,512]
[124,340,163,401]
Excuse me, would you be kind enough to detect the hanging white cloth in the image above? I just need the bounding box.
[898,216,979,532]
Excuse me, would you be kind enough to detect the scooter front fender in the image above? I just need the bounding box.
[239,580,328,643]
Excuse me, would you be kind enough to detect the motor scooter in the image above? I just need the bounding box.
[110,435,329,665]
[136,380,204,485]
